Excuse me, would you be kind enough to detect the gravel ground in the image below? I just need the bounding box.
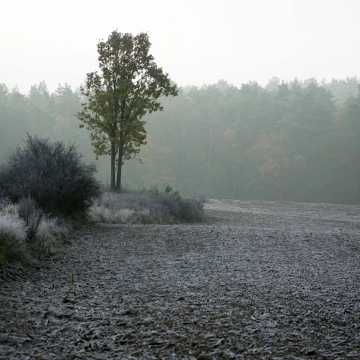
[1,200,360,359]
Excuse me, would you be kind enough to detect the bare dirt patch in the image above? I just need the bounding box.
[1,201,360,359]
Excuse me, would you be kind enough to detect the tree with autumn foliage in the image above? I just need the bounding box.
[78,31,178,191]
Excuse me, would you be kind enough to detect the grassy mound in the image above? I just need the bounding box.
[90,187,205,224]
[0,199,70,267]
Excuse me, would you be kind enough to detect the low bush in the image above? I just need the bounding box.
[0,200,70,266]
[0,202,27,266]
[89,192,149,223]
[0,135,100,217]
[89,187,205,224]
[153,186,205,222]
[33,216,70,256]
[18,197,43,242]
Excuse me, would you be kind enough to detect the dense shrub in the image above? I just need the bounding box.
[0,136,100,216]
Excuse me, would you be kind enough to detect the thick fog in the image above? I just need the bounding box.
[1,0,360,91]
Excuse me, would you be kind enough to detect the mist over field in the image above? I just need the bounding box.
[3,2,360,359]
[1,78,360,203]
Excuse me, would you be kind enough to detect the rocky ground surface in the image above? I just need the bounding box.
[1,200,360,359]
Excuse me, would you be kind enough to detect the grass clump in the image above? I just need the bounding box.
[0,198,70,267]
[34,216,70,257]
[90,186,205,224]
[152,186,205,223]
[18,196,43,242]
[0,201,27,266]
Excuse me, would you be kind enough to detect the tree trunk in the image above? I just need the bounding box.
[115,145,123,192]
[110,142,116,190]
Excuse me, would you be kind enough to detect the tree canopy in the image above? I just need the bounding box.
[78,31,178,191]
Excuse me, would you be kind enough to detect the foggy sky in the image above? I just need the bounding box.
[1,0,360,92]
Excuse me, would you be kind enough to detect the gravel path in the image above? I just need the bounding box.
[1,200,360,359]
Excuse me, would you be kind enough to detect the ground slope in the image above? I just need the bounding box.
[1,200,360,359]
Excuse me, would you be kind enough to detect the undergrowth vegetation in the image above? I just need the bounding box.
[0,199,70,267]
[0,135,204,268]
[0,135,100,217]
[0,136,99,268]
[0,202,27,266]
[90,187,205,224]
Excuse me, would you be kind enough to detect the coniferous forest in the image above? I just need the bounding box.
[1,77,360,203]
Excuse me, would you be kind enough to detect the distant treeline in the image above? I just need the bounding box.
[1,78,360,203]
